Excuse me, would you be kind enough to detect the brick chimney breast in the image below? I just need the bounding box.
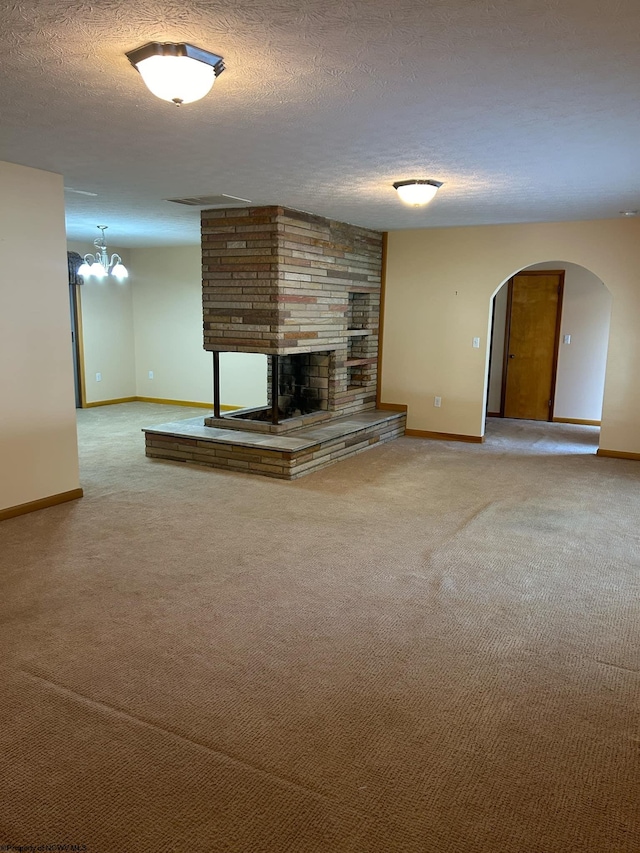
[201,205,383,356]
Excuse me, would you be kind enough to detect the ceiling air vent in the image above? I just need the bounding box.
[165,193,251,207]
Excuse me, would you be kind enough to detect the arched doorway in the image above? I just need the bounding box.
[486,261,612,450]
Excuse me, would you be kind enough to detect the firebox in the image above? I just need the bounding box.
[205,351,333,434]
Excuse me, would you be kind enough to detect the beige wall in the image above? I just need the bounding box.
[217,352,267,409]
[130,245,267,408]
[383,219,640,453]
[488,262,612,421]
[130,246,209,403]
[0,161,80,511]
[75,243,267,408]
[68,241,135,404]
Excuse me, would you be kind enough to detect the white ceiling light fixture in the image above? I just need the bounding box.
[126,42,225,106]
[77,227,128,281]
[393,179,443,206]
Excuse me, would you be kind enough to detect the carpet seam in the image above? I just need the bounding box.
[593,659,640,675]
[20,667,378,824]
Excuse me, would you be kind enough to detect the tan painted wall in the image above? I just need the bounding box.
[0,162,80,511]
[72,244,267,408]
[130,246,267,408]
[529,262,611,421]
[217,352,267,409]
[488,262,612,421]
[383,219,640,453]
[69,241,135,404]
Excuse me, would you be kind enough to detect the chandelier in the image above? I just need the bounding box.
[77,226,128,280]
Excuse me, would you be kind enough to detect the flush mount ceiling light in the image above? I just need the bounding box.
[77,227,128,281]
[620,210,639,217]
[393,179,443,206]
[125,42,225,105]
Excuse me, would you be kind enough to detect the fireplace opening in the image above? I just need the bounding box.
[273,353,327,418]
[208,350,332,433]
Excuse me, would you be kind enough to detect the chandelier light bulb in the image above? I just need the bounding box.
[126,43,225,106]
[393,179,443,206]
[89,261,107,278]
[111,262,129,280]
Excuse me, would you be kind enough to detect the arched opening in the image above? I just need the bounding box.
[485,261,612,454]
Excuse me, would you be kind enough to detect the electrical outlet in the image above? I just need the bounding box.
[148,370,154,379]
[95,372,102,382]
[434,396,442,407]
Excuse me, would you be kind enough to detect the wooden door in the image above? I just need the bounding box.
[502,272,564,421]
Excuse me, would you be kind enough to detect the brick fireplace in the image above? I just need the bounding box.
[202,206,381,427]
[143,206,406,478]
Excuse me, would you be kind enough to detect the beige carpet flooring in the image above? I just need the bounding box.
[1,403,639,852]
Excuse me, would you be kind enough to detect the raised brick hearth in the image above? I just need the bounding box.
[145,410,406,480]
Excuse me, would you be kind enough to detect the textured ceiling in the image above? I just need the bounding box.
[1,0,640,246]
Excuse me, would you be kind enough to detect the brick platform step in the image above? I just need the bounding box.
[144,409,406,480]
